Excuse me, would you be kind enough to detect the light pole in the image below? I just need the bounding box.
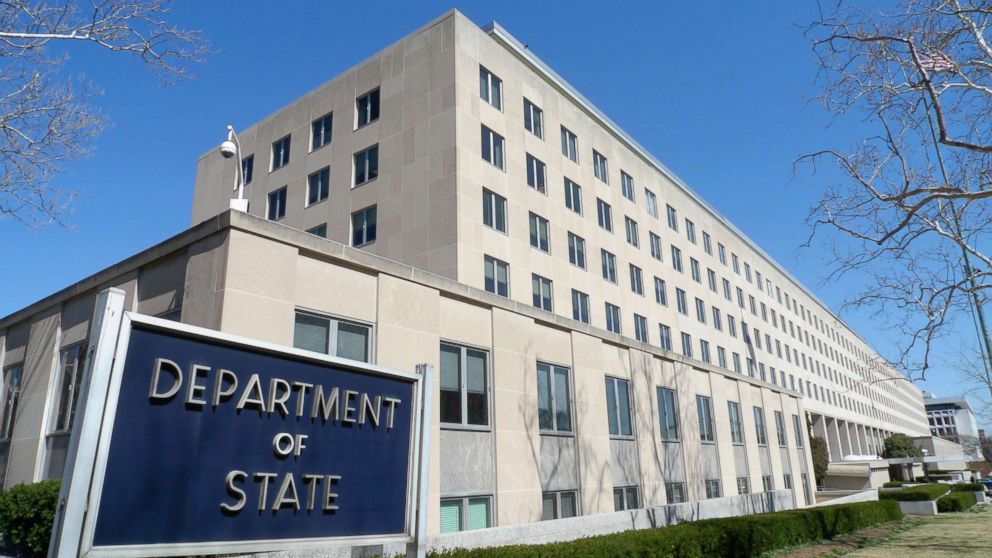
[219,125,248,212]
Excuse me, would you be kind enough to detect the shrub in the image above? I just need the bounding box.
[810,436,829,482]
[882,434,922,458]
[882,481,906,488]
[878,483,949,502]
[0,480,61,558]
[937,491,977,513]
[428,501,903,558]
[949,483,985,492]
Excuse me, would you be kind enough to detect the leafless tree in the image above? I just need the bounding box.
[0,0,206,226]
[980,433,992,462]
[800,0,992,392]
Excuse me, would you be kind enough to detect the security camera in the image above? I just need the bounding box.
[219,140,238,159]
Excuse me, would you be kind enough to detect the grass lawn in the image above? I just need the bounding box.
[773,504,992,558]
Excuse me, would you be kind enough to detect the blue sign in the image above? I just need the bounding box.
[90,323,416,547]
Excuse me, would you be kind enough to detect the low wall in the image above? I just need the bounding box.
[811,489,878,507]
[236,491,795,558]
[898,500,938,516]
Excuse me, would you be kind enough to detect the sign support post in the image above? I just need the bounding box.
[49,288,127,558]
[406,363,433,558]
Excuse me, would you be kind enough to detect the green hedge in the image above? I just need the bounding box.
[882,481,907,488]
[878,483,949,502]
[949,483,985,492]
[429,501,903,558]
[0,480,61,558]
[937,491,977,513]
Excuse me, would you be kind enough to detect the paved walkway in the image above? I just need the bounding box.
[845,505,992,557]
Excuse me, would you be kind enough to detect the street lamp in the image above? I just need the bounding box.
[219,125,248,212]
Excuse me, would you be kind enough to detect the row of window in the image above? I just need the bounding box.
[475,61,906,422]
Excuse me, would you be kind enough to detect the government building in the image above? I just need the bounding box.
[0,9,930,552]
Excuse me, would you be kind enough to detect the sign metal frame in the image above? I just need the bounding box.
[50,294,432,558]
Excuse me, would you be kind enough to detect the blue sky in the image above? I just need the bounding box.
[1,1,986,425]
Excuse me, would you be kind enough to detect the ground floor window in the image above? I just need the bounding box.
[784,473,793,490]
[705,479,721,499]
[762,475,774,492]
[613,485,639,511]
[665,482,686,504]
[737,476,750,495]
[801,473,813,505]
[542,490,578,520]
[440,495,492,533]
[293,310,372,363]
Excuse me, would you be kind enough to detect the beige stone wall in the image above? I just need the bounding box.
[191,12,460,281]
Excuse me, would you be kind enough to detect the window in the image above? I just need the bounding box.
[479,66,502,109]
[700,339,711,363]
[732,253,740,274]
[311,112,332,150]
[697,395,715,442]
[728,401,744,444]
[712,307,722,330]
[568,233,586,268]
[634,314,648,343]
[613,486,639,511]
[732,352,742,373]
[685,219,696,243]
[560,126,578,162]
[529,212,550,252]
[753,406,768,445]
[542,490,578,520]
[484,256,509,297]
[775,411,787,447]
[307,167,330,205]
[784,473,793,491]
[271,135,291,170]
[354,144,379,186]
[482,188,507,232]
[717,346,727,368]
[718,243,727,265]
[306,224,327,238]
[294,311,372,363]
[241,154,254,185]
[654,277,667,305]
[705,480,721,499]
[695,298,706,323]
[649,232,662,260]
[625,217,639,247]
[267,187,287,221]
[690,258,701,282]
[356,88,380,127]
[351,205,377,246]
[524,98,543,138]
[51,344,85,435]
[707,269,718,292]
[674,289,687,316]
[680,332,692,357]
[605,377,633,437]
[666,482,686,504]
[792,414,804,447]
[564,178,582,214]
[0,364,23,439]
[481,126,505,170]
[702,232,712,255]
[657,387,679,440]
[601,250,617,283]
[537,363,572,433]
[629,264,643,295]
[605,303,622,334]
[593,150,609,183]
[762,475,774,492]
[621,171,634,200]
[671,246,683,272]
[597,198,613,231]
[532,274,553,311]
[659,324,673,351]
[737,477,750,495]
[526,154,547,193]
[723,279,732,301]
[440,343,489,427]
[571,290,590,323]
[645,189,658,217]
[666,205,678,230]
[441,496,492,533]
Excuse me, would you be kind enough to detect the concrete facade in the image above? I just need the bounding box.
[1,211,815,537]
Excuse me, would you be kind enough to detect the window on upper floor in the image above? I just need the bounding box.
[571,289,590,323]
[482,188,507,233]
[529,212,550,253]
[307,167,330,206]
[311,112,332,150]
[351,205,377,247]
[561,126,578,162]
[568,232,586,269]
[241,154,254,185]
[667,205,678,230]
[564,178,582,214]
[481,126,505,170]
[605,302,621,334]
[354,144,379,186]
[356,88,380,128]
[484,256,509,297]
[271,135,291,170]
[625,217,639,247]
[597,198,613,232]
[645,189,658,217]
[526,154,546,193]
[294,311,372,363]
[524,98,543,138]
[621,171,635,201]
[532,274,553,311]
[479,66,502,110]
[593,150,609,183]
[267,186,287,221]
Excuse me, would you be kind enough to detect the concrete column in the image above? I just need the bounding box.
[851,423,863,455]
[828,418,843,461]
[812,413,832,461]
[837,420,852,458]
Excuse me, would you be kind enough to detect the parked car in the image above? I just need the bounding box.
[978,479,992,492]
